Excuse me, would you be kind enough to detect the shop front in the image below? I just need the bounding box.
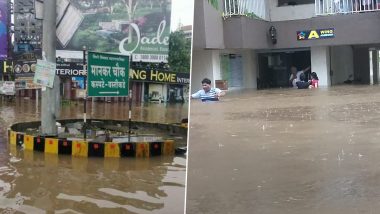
[130,69,190,103]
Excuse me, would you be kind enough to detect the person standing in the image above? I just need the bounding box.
[191,78,225,102]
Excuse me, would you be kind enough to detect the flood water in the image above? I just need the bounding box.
[0,98,188,213]
[187,85,380,214]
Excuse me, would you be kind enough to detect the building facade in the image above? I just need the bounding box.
[192,0,380,91]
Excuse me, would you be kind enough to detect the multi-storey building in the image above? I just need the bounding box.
[192,0,380,91]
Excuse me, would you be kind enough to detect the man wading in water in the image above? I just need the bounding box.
[191,78,225,102]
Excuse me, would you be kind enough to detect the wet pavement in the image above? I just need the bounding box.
[187,85,380,214]
[0,98,188,213]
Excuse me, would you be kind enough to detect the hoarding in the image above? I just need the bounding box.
[13,52,39,78]
[0,0,8,60]
[297,28,335,41]
[58,0,171,63]
[14,0,43,50]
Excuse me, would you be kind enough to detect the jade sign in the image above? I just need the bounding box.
[87,52,129,97]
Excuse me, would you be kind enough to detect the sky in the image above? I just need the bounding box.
[170,0,194,31]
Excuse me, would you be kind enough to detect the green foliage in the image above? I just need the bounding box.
[246,12,261,20]
[207,0,219,10]
[168,31,191,73]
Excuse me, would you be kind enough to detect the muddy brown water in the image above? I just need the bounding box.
[187,85,380,214]
[0,98,188,213]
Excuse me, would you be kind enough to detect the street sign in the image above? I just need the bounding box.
[87,52,129,97]
[33,59,56,88]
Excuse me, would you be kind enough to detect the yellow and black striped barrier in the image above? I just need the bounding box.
[8,130,176,158]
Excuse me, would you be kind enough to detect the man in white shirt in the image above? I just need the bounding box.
[289,66,311,88]
[191,78,225,102]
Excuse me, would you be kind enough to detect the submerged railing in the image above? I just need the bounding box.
[223,0,267,20]
[316,0,380,15]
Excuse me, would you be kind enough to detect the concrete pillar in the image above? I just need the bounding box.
[242,50,257,89]
[311,46,331,87]
[372,50,378,84]
[212,50,222,82]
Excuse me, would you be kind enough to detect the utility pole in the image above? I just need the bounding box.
[41,0,60,136]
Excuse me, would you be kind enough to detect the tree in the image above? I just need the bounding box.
[122,0,140,43]
[207,0,219,10]
[106,0,118,14]
[168,30,191,73]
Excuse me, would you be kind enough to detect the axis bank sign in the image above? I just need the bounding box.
[119,20,169,63]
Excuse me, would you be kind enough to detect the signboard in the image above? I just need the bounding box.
[297,28,335,41]
[56,62,86,76]
[13,52,40,77]
[56,0,84,48]
[72,76,85,89]
[130,69,190,84]
[15,78,42,90]
[0,0,8,60]
[57,0,171,63]
[14,0,43,49]
[33,60,56,88]
[0,81,15,95]
[87,52,129,97]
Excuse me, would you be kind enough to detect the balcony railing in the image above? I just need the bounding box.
[223,0,267,20]
[316,0,380,15]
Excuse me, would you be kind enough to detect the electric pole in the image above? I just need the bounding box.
[41,0,60,136]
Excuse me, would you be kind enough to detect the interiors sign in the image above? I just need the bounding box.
[297,28,335,40]
[130,69,190,84]
[56,62,86,76]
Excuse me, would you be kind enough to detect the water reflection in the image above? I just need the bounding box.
[0,97,187,213]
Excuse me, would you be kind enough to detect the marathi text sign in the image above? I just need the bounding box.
[130,69,190,84]
[297,28,335,41]
[87,52,129,97]
[0,0,8,60]
[33,60,56,88]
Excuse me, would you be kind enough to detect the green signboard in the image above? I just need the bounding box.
[87,52,129,97]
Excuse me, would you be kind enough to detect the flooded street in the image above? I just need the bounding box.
[187,85,380,214]
[0,98,188,213]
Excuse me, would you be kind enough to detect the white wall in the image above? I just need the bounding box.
[330,46,354,85]
[311,46,331,87]
[268,0,315,21]
[191,49,258,93]
[190,50,221,93]
[212,51,222,81]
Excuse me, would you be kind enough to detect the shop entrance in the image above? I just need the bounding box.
[258,50,311,89]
